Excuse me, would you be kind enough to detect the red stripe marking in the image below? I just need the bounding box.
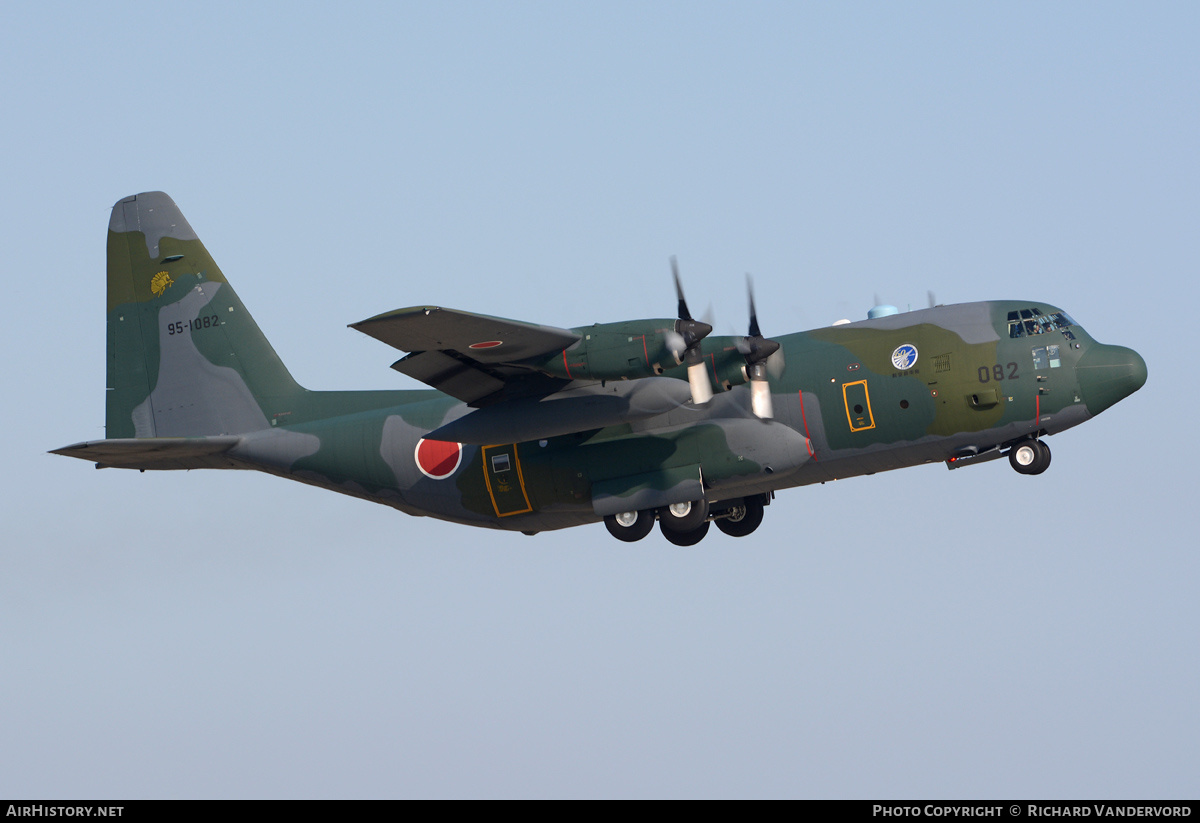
[641,335,649,367]
[563,349,572,379]
[798,390,817,461]
[709,353,718,382]
[1035,393,1040,422]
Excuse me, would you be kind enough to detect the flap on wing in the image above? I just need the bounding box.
[391,350,508,405]
[351,306,580,363]
[51,437,242,470]
[427,377,693,444]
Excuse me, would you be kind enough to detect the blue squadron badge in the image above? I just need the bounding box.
[891,343,918,370]
[150,271,174,297]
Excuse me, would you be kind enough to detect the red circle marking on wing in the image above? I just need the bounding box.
[415,438,462,479]
[468,340,503,349]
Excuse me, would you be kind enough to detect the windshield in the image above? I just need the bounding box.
[1007,308,1076,340]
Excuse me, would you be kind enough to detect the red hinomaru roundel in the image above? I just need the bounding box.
[414,438,462,480]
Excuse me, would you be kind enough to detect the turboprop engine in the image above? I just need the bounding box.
[533,264,783,419]
[534,320,690,382]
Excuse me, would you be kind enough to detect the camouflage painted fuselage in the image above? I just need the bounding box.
[56,193,1147,537]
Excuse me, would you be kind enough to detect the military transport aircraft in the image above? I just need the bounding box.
[54,192,1147,545]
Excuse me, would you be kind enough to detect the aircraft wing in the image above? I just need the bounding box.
[350,306,581,405]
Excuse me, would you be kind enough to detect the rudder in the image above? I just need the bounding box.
[106,192,305,438]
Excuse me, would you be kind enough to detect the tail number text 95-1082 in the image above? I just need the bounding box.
[167,316,221,336]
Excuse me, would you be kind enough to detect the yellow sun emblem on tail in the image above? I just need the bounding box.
[150,271,174,296]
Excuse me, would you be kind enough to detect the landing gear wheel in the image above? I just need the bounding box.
[661,520,710,546]
[715,497,765,537]
[1009,442,1038,474]
[604,509,656,542]
[1029,439,1051,474]
[658,498,709,534]
[1009,440,1052,475]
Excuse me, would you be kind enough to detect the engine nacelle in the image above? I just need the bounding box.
[710,347,751,391]
[535,323,756,397]
[536,320,681,381]
[666,345,751,393]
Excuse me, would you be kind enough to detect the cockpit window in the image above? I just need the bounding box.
[1007,308,1076,339]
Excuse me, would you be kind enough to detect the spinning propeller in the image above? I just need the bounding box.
[736,275,783,419]
[665,263,783,418]
[663,257,714,405]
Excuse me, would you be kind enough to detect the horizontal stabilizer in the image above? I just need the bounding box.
[51,437,242,470]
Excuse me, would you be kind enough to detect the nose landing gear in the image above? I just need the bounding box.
[1008,439,1052,475]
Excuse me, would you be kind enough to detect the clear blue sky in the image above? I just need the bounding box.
[3,1,1196,798]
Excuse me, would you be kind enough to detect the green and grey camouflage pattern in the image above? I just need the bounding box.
[55,192,1147,545]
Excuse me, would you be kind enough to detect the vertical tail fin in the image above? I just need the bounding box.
[106,192,305,438]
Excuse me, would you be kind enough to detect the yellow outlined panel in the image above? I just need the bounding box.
[842,379,876,432]
[482,444,533,517]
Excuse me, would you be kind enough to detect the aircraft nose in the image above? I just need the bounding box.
[1075,344,1147,416]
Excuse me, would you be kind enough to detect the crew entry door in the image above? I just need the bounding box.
[842,379,876,432]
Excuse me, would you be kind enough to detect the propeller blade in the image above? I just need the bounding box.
[688,361,714,405]
[747,275,762,339]
[671,256,692,322]
[664,330,687,363]
[668,257,714,402]
[750,371,774,419]
[766,347,786,380]
[741,274,779,418]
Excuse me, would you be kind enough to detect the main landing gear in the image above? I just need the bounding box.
[603,509,656,542]
[603,495,767,544]
[1008,438,1052,475]
[714,497,764,537]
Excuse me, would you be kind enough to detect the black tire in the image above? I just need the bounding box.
[658,498,709,534]
[604,509,656,542]
[1028,440,1052,475]
[1009,441,1039,474]
[1009,440,1051,475]
[661,520,710,546]
[715,497,765,537]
